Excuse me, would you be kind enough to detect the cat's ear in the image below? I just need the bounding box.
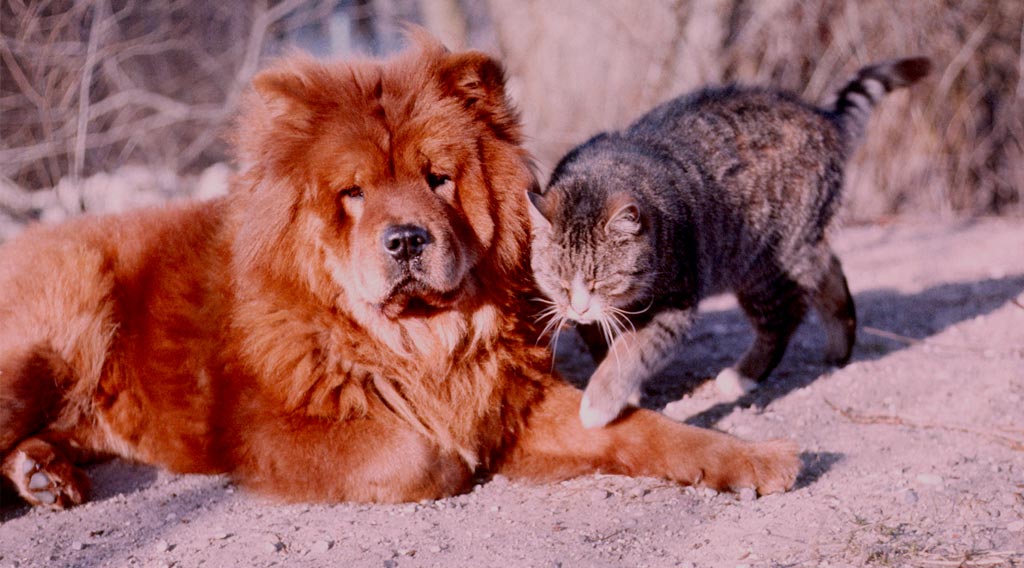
[526,190,554,230]
[604,198,643,235]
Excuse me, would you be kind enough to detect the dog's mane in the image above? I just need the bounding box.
[219,37,546,467]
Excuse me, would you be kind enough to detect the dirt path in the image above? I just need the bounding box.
[2,217,1023,568]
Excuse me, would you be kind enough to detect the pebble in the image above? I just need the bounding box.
[262,540,283,553]
[903,490,919,504]
[70,541,85,551]
[698,487,718,499]
[628,486,649,499]
[154,540,170,553]
[738,488,757,502]
[590,489,611,501]
[428,545,442,554]
[311,540,332,553]
[915,473,943,486]
[383,560,397,568]
[489,474,510,488]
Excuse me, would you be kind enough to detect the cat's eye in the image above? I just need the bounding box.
[340,186,364,200]
[426,172,451,191]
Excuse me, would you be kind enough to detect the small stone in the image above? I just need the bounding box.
[70,541,85,551]
[489,474,509,488]
[213,531,231,540]
[262,540,283,553]
[628,486,649,499]
[311,540,332,553]
[154,540,170,553]
[738,488,757,502]
[428,545,442,554]
[903,490,919,504]
[489,505,501,513]
[698,487,718,499]
[383,560,397,568]
[590,489,611,502]
[915,473,943,486]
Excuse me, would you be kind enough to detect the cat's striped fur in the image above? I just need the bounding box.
[528,57,931,428]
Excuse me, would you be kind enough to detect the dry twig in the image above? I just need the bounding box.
[826,400,1024,452]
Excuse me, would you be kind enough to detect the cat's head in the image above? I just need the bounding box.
[527,185,659,327]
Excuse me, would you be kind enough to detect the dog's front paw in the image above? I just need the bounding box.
[702,438,801,496]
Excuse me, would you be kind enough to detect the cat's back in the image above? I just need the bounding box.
[627,85,842,175]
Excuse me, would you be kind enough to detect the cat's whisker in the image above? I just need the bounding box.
[549,320,566,373]
[537,316,562,344]
[598,316,625,381]
[532,305,561,322]
[607,307,638,336]
[612,299,655,317]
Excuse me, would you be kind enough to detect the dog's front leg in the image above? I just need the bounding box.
[497,381,800,496]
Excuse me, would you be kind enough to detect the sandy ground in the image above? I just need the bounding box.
[1,216,1023,568]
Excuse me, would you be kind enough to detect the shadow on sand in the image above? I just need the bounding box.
[556,273,1024,428]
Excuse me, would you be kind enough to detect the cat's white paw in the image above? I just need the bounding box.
[714,368,758,399]
[626,388,642,407]
[579,391,621,429]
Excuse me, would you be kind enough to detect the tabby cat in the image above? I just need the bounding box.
[528,58,931,428]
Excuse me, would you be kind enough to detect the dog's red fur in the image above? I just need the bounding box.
[0,36,800,508]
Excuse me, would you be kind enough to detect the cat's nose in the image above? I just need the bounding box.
[569,290,592,317]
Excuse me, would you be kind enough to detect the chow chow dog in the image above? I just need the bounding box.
[0,33,800,508]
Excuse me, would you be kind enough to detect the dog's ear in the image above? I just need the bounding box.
[440,51,521,142]
[251,60,321,127]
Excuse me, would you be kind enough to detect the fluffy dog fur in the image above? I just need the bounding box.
[0,35,800,508]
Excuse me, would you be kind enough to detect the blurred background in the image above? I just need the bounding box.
[1,0,1021,239]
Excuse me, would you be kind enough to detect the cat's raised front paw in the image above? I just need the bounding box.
[579,390,625,429]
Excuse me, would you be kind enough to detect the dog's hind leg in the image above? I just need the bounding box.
[0,345,90,508]
[0,345,66,454]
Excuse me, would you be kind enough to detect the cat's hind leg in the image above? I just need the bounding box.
[717,276,807,398]
[810,252,856,365]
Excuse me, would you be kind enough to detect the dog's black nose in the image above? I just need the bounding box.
[382,224,432,261]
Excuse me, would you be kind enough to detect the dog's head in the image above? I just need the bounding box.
[231,34,534,332]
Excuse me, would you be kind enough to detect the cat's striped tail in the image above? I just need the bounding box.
[830,57,931,147]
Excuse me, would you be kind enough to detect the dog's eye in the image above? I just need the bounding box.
[426,173,451,191]
[340,186,363,199]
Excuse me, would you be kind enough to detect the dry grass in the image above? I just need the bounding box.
[2,1,1021,220]
[0,0,358,194]
[488,0,1024,219]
